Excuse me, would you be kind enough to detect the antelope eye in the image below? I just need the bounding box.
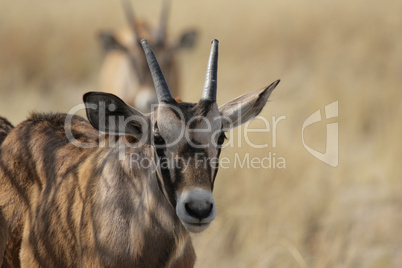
[217,132,227,146]
[154,134,167,157]
[154,135,166,146]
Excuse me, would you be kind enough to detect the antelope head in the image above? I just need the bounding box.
[85,39,279,233]
[99,0,197,112]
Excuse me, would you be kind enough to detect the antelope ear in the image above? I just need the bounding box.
[175,30,198,50]
[98,31,127,52]
[83,92,149,139]
[219,80,280,130]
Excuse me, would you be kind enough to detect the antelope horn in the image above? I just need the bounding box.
[157,0,171,45]
[121,0,146,83]
[201,39,219,101]
[141,39,173,102]
[121,0,141,45]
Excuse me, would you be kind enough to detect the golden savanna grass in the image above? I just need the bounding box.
[0,0,401,267]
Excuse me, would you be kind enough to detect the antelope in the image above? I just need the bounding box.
[99,0,197,112]
[0,39,280,267]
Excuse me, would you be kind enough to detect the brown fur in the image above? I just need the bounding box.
[0,117,14,267]
[0,113,196,267]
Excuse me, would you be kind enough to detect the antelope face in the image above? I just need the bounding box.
[154,101,222,233]
[85,38,280,234]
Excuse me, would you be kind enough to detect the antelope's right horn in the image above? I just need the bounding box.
[141,39,173,103]
[201,39,219,102]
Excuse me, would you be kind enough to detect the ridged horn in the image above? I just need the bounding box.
[202,39,219,101]
[140,39,173,102]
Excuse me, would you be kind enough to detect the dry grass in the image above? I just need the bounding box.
[1,0,401,267]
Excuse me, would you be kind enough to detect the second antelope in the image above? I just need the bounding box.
[99,0,197,112]
[0,39,280,267]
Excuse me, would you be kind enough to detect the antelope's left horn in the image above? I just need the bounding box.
[141,39,173,103]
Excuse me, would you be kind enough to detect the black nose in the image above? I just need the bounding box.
[185,201,213,220]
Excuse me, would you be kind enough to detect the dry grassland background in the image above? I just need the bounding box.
[0,0,401,267]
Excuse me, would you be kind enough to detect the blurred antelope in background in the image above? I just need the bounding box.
[99,0,197,112]
[0,38,279,267]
